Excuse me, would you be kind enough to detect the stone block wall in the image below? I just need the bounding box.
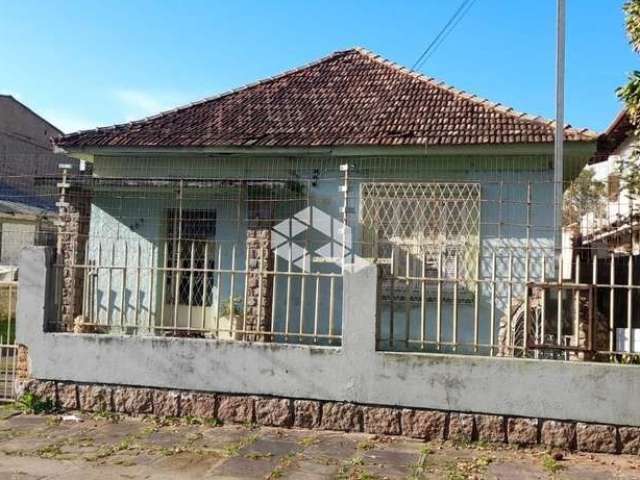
[243,228,273,341]
[19,379,640,455]
[59,187,92,332]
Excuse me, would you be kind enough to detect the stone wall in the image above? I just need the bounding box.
[16,344,29,380]
[59,188,91,331]
[21,379,639,455]
[243,228,273,341]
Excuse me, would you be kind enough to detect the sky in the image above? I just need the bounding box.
[0,0,637,134]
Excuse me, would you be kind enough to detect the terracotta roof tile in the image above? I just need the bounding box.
[56,48,597,149]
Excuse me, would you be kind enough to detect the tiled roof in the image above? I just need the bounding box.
[56,48,597,149]
[593,110,633,163]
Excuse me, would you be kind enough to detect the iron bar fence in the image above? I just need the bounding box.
[1,152,639,363]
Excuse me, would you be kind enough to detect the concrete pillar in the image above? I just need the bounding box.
[16,246,55,343]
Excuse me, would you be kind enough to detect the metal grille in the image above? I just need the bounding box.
[360,182,481,285]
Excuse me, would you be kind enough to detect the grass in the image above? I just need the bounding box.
[222,433,258,457]
[442,455,493,480]
[407,446,431,480]
[542,454,566,474]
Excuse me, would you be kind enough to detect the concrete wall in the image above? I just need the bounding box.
[0,220,35,266]
[16,246,640,427]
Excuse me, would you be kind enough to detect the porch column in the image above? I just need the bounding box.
[59,186,92,332]
[244,228,274,341]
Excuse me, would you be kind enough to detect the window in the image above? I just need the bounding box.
[608,174,620,202]
[360,182,481,298]
[166,209,216,305]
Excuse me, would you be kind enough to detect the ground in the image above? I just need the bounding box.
[0,409,638,479]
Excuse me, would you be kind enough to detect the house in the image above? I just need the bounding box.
[54,48,597,355]
[0,95,77,271]
[572,110,640,353]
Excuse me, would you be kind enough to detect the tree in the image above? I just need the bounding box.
[615,1,640,210]
[618,0,640,123]
[563,168,606,226]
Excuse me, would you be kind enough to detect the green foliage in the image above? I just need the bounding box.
[620,2,640,124]
[625,0,640,53]
[563,169,606,226]
[15,392,55,414]
[541,454,565,474]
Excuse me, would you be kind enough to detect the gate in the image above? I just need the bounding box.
[0,281,18,402]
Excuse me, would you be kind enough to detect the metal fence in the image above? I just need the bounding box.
[3,152,640,364]
[0,281,18,402]
[54,239,343,345]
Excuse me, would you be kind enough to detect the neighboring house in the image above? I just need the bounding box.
[573,111,640,353]
[0,95,76,271]
[579,111,638,250]
[54,48,597,353]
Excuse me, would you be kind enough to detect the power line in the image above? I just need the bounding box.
[411,0,477,72]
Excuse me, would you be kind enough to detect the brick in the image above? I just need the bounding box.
[294,400,321,429]
[448,413,474,442]
[152,390,180,417]
[577,423,618,454]
[507,417,538,446]
[113,387,153,414]
[364,407,401,435]
[475,414,506,443]
[78,385,113,412]
[321,402,363,432]
[56,383,78,410]
[180,393,217,419]
[217,395,253,424]
[618,427,640,455]
[401,409,447,440]
[255,398,293,427]
[541,420,576,450]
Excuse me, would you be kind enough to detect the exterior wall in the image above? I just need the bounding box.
[17,246,640,427]
[82,154,557,346]
[581,133,638,235]
[0,96,77,196]
[0,221,35,266]
[86,189,247,330]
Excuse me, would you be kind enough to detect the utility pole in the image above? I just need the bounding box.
[554,0,566,254]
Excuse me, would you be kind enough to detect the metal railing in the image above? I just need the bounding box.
[0,281,18,402]
[375,246,640,362]
[53,239,343,346]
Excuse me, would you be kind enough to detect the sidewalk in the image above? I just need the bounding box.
[0,410,638,479]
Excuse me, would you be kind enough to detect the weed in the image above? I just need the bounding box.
[242,420,258,430]
[183,415,203,426]
[34,444,63,459]
[222,433,258,457]
[407,446,430,480]
[357,439,376,451]
[206,417,223,427]
[542,454,565,474]
[443,456,493,480]
[268,468,283,479]
[245,451,273,460]
[298,435,319,447]
[15,393,55,414]
[92,410,120,423]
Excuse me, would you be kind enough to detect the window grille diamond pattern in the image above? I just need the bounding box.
[360,182,480,293]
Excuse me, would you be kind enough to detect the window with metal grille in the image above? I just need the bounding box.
[166,209,216,305]
[360,182,481,298]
